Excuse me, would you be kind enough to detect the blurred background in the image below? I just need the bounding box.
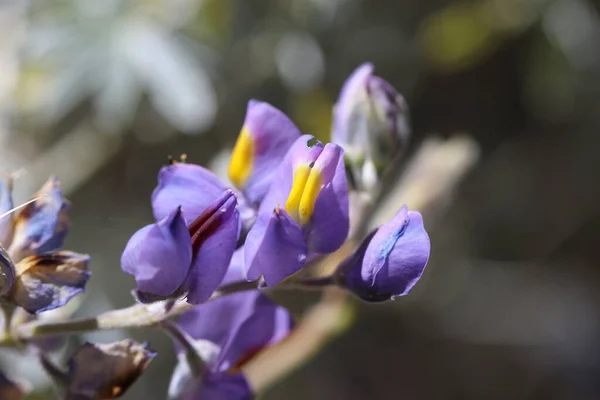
[1,0,600,398]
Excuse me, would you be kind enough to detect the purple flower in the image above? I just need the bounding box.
[4,177,70,262]
[169,290,293,399]
[0,176,91,313]
[336,206,430,302]
[7,251,91,313]
[332,63,410,189]
[0,176,70,262]
[66,339,156,399]
[228,100,301,206]
[244,135,349,286]
[121,190,240,304]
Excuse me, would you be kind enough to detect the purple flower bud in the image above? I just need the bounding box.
[228,100,301,207]
[169,290,293,398]
[337,206,430,302]
[244,135,349,285]
[7,251,91,313]
[332,63,410,189]
[66,339,156,399]
[9,177,70,261]
[0,370,29,400]
[122,190,239,304]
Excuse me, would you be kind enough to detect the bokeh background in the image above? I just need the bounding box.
[1,0,600,399]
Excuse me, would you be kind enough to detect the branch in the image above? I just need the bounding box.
[11,278,336,342]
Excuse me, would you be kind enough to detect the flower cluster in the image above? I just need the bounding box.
[0,63,430,400]
[0,176,90,314]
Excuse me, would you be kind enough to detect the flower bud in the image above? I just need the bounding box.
[66,340,156,399]
[9,176,70,261]
[332,63,410,190]
[336,206,430,302]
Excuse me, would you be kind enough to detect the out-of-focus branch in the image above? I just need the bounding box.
[10,124,123,200]
[9,278,338,343]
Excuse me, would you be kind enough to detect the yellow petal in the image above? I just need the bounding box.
[298,167,322,225]
[285,164,311,222]
[228,127,254,188]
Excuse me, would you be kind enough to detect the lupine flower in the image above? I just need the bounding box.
[0,176,91,313]
[228,100,301,206]
[244,135,349,286]
[168,289,293,399]
[8,251,91,313]
[66,339,156,399]
[336,205,430,302]
[0,370,29,400]
[8,176,71,261]
[121,189,240,304]
[332,63,410,190]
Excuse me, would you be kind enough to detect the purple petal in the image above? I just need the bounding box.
[0,176,14,246]
[332,63,373,150]
[367,75,410,150]
[244,208,307,286]
[180,372,252,400]
[121,207,192,299]
[152,163,228,222]
[10,251,91,313]
[66,340,156,399]
[9,177,69,260]
[339,206,430,301]
[332,63,409,169]
[257,135,323,216]
[221,248,245,285]
[229,100,301,206]
[184,191,239,304]
[305,143,349,253]
[367,209,430,296]
[177,290,293,372]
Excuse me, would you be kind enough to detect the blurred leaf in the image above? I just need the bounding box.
[23,1,217,136]
[419,2,500,73]
[524,35,576,123]
[291,89,332,142]
[120,20,217,134]
[198,0,234,46]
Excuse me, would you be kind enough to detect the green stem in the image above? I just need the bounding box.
[11,278,336,343]
[160,320,206,375]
